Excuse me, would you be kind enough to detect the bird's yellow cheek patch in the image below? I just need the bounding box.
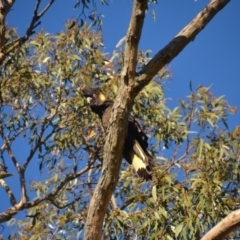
[99,93,106,101]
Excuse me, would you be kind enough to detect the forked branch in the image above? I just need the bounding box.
[0,162,93,223]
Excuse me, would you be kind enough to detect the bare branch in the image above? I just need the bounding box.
[25,164,93,208]
[121,0,148,88]
[0,0,55,64]
[0,179,16,206]
[201,209,240,240]
[0,130,28,204]
[18,170,28,206]
[23,120,55,170]
[0,119,56,210]
[38,0,55,18]
[47,195,85,209]
[1,131,29,204]
[23,0,54,38]
[0,0,15,49]
[0,163,92,223]
[25,0,45,37]
[87,165,93,198]
[135,0,230,91]
[120,198,133,211]
[0,131,20,171]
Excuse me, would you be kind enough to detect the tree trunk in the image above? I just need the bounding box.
[84,0,231,239]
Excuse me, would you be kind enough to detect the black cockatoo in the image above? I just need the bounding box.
[82,86,153,180]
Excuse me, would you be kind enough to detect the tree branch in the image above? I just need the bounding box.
[201,209,240,240]
[0,0,15,49]
[121,0,148,88]
[47,193,87,209]
[23,120,55,170]
[19,169,28,205]
[0,131,20,171]
[0,0,55,64]
[0,130,29,204]
[84,0,148,239]
[0,162,92,223]
[135,0,230,91]
[25,164,93,209]
[0,179,17,206]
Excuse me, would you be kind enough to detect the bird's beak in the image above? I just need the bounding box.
[86,97,92,103]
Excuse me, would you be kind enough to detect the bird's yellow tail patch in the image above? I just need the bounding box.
[130,151,152,180]
[130,151,146,172]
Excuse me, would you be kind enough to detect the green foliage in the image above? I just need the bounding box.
[1,17,239,240]
[102,85,239,239]
[1,23,107,239]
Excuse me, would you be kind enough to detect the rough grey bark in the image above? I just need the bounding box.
[84,0,232,239]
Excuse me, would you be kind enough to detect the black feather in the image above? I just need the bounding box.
[82,86,154,180]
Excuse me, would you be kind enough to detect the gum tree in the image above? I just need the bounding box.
[1,0,240,239]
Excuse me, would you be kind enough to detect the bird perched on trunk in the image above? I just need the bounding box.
[82,86,154,181]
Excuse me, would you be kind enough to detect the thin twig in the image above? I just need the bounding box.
[0,0,55,63]
[23,119,55,170]
[87,164,93,198]
[47,195,86,209]
[0,161,93,223]
[26,163,93,208]
[0,131,20,171]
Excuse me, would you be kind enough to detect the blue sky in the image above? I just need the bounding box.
[2,0,240,237]
[8,0,240,122]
